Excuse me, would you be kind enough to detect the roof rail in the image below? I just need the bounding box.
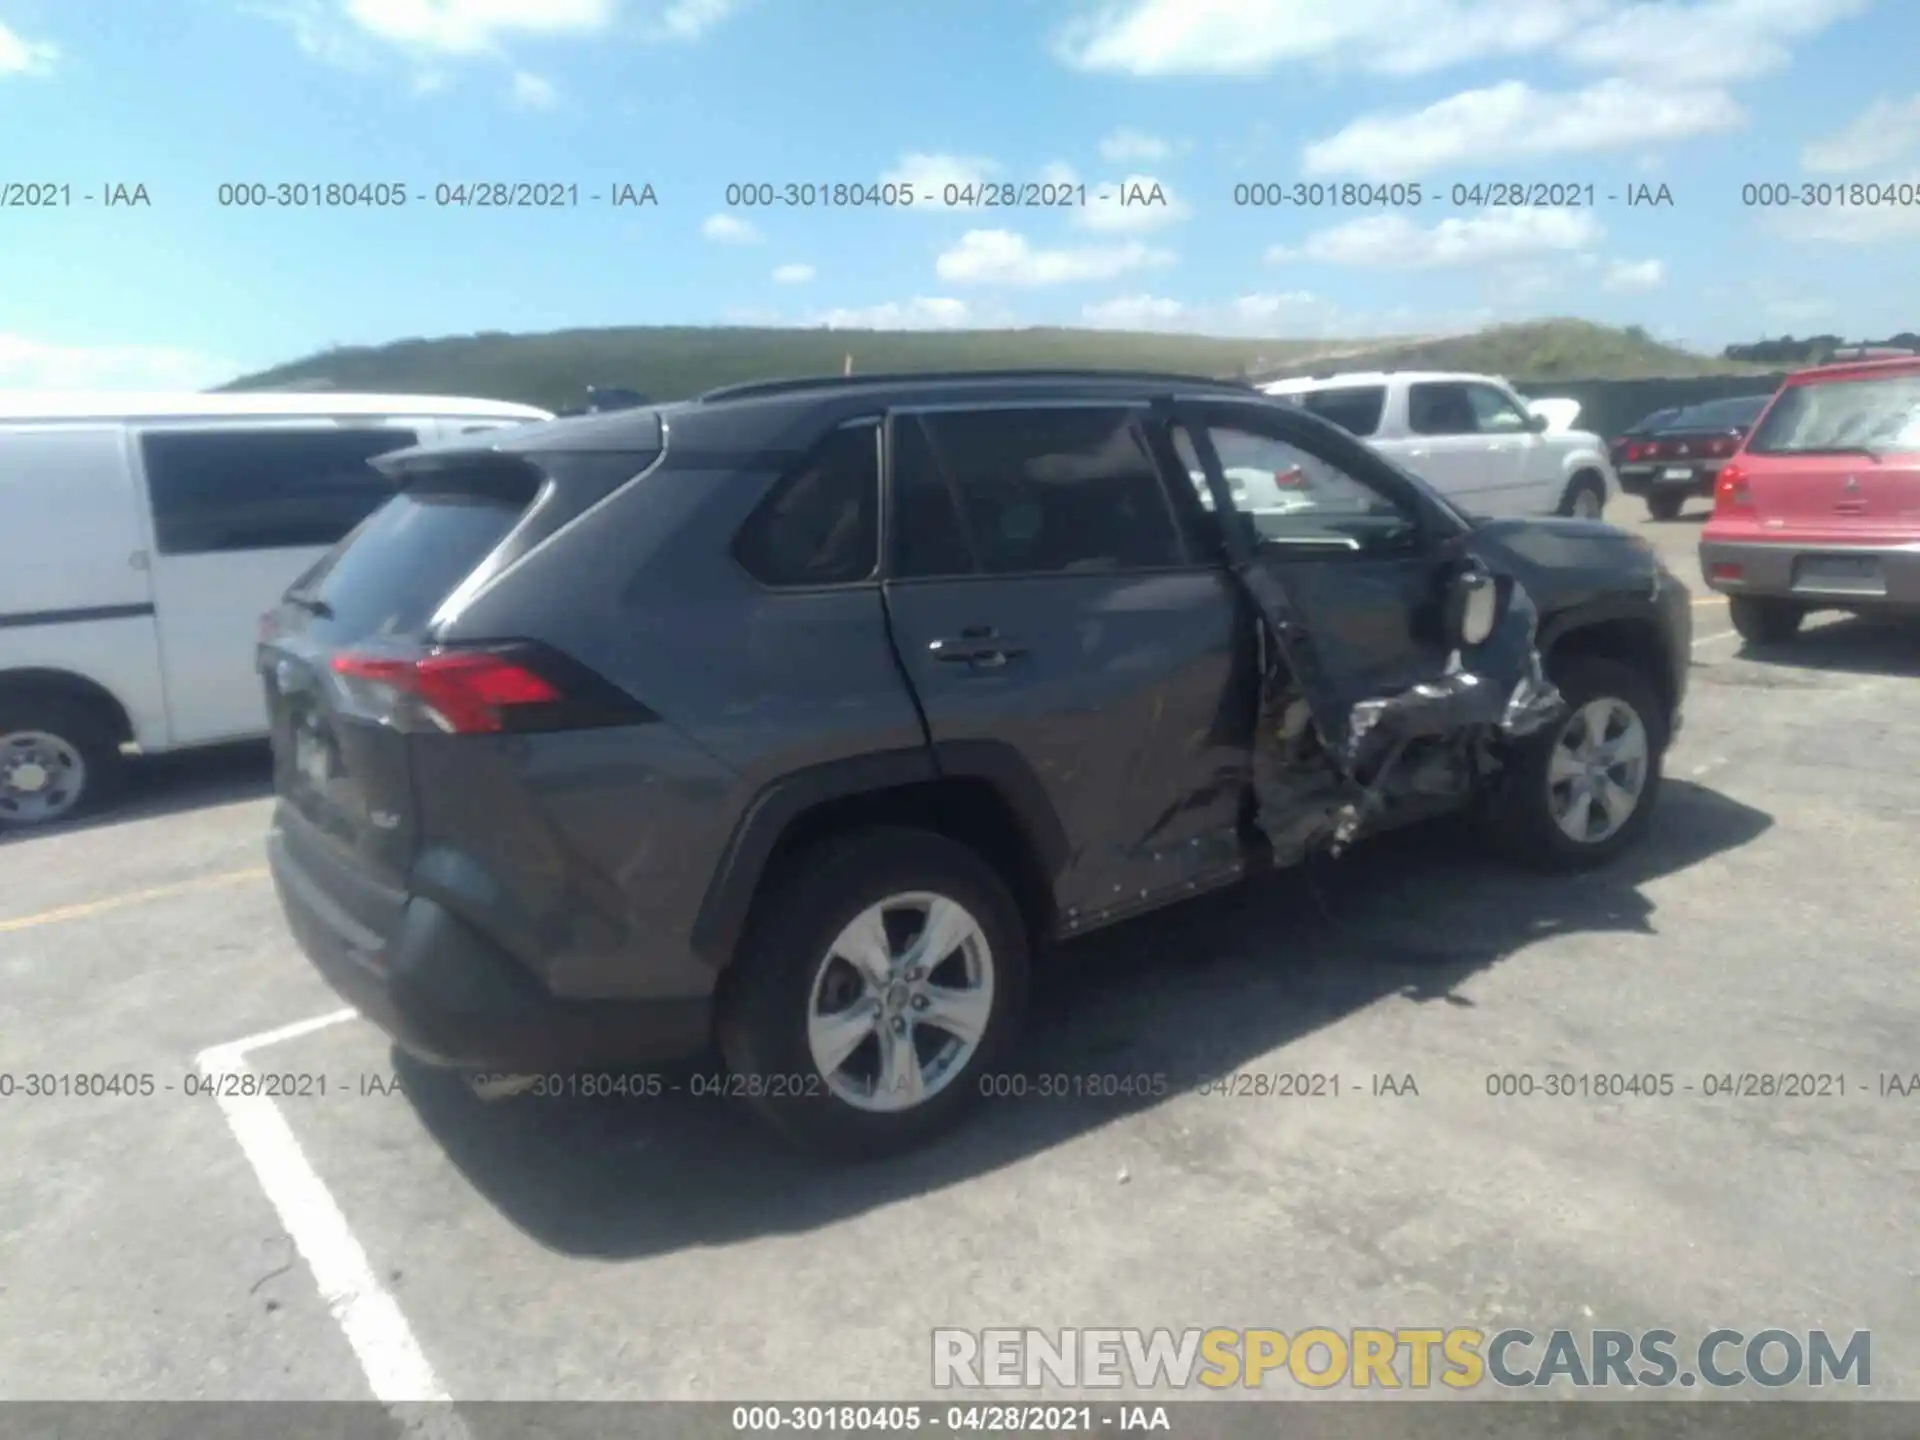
[697,368,1255,403]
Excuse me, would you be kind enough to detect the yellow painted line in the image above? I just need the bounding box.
[0,865,269,934]
[1692,595,1727,606]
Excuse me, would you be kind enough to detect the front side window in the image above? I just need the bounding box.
[917,407,1182,574]
[141,426,420,555]
[1406,383,1477,437]
[1465,384,1534,433]
[1188,423,1419,556]
[733,422,881,586]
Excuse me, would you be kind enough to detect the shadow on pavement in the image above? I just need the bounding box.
[398,777,1772,1261]
[1731,613,1920,679]
[0,741,271,848]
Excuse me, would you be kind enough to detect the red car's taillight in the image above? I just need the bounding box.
[330,649,563,734]
[1712,462,1753,515]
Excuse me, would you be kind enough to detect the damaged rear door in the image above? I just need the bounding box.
[1166,398,1561,859]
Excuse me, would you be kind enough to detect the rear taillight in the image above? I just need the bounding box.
[1712,462,1753,515]
[327,643,650,736]
[332,650,559,734]
[1626,441,1658,462]
[1274,466,1305,488]
[1710,433,1739,456]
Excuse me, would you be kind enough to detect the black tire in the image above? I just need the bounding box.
[1645,491,1685,521]
[1728,595,1805,646]
[1481,656,1666,872]
[1558,471,1608,520]
[0,695,124,831]
[717,826,1031,1159]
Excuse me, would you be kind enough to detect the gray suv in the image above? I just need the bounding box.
[260,370,1692,1157]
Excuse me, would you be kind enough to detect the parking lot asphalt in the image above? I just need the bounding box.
[3,498,1917,1408]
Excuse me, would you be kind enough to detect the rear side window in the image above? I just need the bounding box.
[1292,385,1387,437]
[888,415,975,579]
[733,422,880,587]
[918,407,1182,574]
[297,460,543,639]
[140,427,420,555]
[1746,374,1920,454]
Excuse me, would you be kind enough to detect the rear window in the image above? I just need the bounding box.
[297,461,542,638]
[1746,373,1920,455]
[1286,386,1387,437]
[1670,395,1769,430]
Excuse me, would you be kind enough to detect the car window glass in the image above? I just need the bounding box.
[1406,383,1477,436]
[140,427,419,555]
[1290,385,1387,437]
[889,415,975,578]
[1465,384,1532,433]
[1197,423,1419,556]
[919,408,1181,574]
[733,423,880,586]
[1746,375,1920,454]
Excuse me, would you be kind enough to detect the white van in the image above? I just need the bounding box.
[0,391,553,828]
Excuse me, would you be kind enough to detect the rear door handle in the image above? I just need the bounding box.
[929,628,1027,667]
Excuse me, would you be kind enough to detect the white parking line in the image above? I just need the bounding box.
[198,1012,472,1438]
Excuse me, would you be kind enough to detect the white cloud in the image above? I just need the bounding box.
[1081,294,1190,328]
[935,229,1176,286]
[1600,258,1667,293]
[1303,79,1743,179]
[772,262,815,284]
[0,20,58,75]
[1075,175,1192,233]
[702,212,762,244]
[656,0,742,40]
[1053,0,1865,81]
[1054,0,1603,77]
[1770,179,1920,245]
[0,334,236,391]
[337,0,615,55]
[1802,94,1920,173]
[1099,127,1173,162]
[880,152,1002,213]
[810,298,976,330]
[1268,207,1603,269]
[1562,0,1871,85]
[509,70,557,107]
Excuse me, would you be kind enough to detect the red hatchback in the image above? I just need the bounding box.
[1700,356,1920,643]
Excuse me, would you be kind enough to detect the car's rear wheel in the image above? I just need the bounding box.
[1481,656,1665,872]
[1646,491,1685,521]
[1728,595,1805,646]
[0,697,123,831]
[718,826,1030,1159]
[1559,472,1608,520]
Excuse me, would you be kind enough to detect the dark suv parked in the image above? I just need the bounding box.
[260,370,1691,1157]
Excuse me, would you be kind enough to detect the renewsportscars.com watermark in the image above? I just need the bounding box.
[933,1327,1871,1391]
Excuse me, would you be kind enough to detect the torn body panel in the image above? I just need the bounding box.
[1238,558,1564,860]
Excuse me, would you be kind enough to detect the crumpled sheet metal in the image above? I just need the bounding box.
[1243,563,1565,856]
[1341,579,1563,778]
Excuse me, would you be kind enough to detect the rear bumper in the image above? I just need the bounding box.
[1698,538,1920,607]
[1618,462,1721,499]
[267,808,713,1072]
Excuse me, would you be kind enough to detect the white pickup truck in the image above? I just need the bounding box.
[1261,370,1617,520]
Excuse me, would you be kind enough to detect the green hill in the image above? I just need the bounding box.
[1253,319,1774,382]
[221,318,1766,409]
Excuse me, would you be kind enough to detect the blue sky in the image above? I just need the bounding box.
[2,0,1916,389]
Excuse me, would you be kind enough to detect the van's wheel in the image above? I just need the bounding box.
[1481,657,1665,872]
[1728,595,1804,646]
[1558,472,1608,520]
[0,697,123,830]
[718,826,1030,1159]
[1645,491,1685,521]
